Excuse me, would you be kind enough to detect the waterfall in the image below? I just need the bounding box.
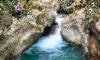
[20,15,84,60]
[25,16,66,53]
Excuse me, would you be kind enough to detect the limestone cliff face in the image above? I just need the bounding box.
[0,0,59,59]
[61,6,100,60]
[0,20,39,60]
[62,9,89,53]
[0,2,56,60]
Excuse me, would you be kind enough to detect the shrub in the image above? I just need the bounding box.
[36,10,46,20]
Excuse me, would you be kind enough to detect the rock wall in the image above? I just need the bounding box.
[88,20,100,60]
[0,3,56,60]
[62,9,89,53]
[61,5,100,60]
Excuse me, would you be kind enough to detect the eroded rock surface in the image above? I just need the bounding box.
[62,7,100,60]
[62,9,88,52]
[0,8,56,60]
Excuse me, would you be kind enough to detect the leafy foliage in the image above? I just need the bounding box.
[57,0,74,14]
[84,0,100,30]
[36,10,46,20]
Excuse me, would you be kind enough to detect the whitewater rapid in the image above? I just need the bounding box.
[25,16,66,53]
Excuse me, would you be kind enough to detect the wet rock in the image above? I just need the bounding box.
[41,25,51,36]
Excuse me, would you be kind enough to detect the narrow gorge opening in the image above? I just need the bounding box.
[19,16,85,60]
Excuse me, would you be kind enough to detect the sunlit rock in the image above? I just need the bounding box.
[62,9,89,53]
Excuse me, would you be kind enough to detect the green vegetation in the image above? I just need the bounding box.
[83,0,100,47]
[36,25,43,32]
[36,10,46,20]
[0,0,42,16]
[0,8,2,19]
[57,0,99,31]
[84,0,100,30]
[5,0,17,14]
[58,0,74,10]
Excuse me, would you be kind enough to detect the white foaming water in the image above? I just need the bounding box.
[55,15,63,26]
[25,16,65,53]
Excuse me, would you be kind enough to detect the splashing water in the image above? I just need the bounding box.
[20,16,85,60]
[25,16,64,52]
